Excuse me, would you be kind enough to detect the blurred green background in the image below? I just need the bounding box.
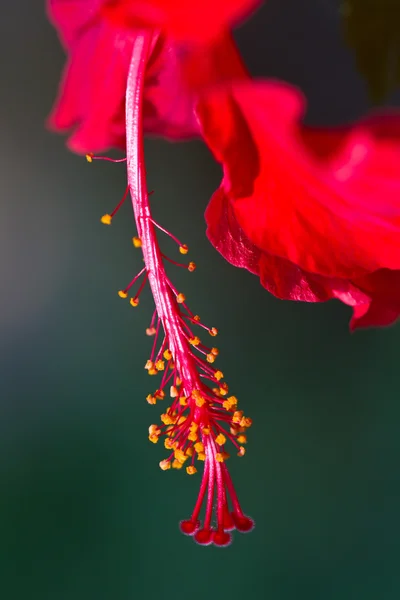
[1,1,400,599]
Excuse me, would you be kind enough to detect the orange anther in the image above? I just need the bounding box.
[100,214,112,225]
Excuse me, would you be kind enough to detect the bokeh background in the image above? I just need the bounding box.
[1,1,400,598]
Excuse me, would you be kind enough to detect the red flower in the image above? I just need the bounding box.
[197,81,400,329]
[48,2,255,545]
[47,0,247,152]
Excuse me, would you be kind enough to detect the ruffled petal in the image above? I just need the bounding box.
[48,20,135,152]
[198,80,400,280]
[143,33,247,139]
[205,177,400,330]
[102,0,261,43]
[47,0,105,47]
[48,0,247,151]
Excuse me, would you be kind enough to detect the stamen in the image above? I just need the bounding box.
[89,32,256,547]
[100,185,130,225]
[149,218,187,252]
[118,266,146,298]
[86,153,127,163]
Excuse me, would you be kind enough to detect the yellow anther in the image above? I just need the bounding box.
[164,438,175,450]
[155,389,165,400]
[174,449,187,464]
[177,293,186,304]
[189,336,201,346]
[148,424,160,435]
[186,466,197,475]
[159,459,171,471]
[223,396,237,411]
[155,360,165,371]
[170,385,178,398]
[179,396,188,406]
[186,447,194,457]
[197,452,206,461]
[222,452,230,461]
[209,327,218,337]
[101,214,112,225]
[148,367,158,376]
[130,297,140,307]
[172,459,183,469]
[161,413,174,425]
[237,435,247,444]
[219,383,229,396]
[240,417,253,428]
[216,453,225,463]
[214,371,224,381]
[206,353,215,364]
[146,327,157,336]
[177,415,187,425]
[202,426,210,435]
[169,362,175,370]
[215,434,226,446]
[238,446,246,457]
[211,347,219,356]
[188,431,198,442]
[145,360,153,370]
[118,290,128,299]
[85,153,93,163]
[176,377,182,386]
[148,433,159,444]
[188,262,196,272]
[195,395,205,408]
[146,394,156,405]
[193,315,201,322]
[179,244,189,255]
[194,442,204,453]
[227,395,238,407]
[232,411,243,424]
[189,421,198,433]
[163,349,172,360]
[132,236,142,248]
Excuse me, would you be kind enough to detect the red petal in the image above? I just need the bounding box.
[350,269,400,330]
[47,0,105,47]
[48,20,134,153]
[143,33,248,139]
[103,0,261,43]
[48,0,247,151]
[198,81,400,280]
[205,180,400,330]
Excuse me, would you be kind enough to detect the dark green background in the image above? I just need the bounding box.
[1,1,400,598]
